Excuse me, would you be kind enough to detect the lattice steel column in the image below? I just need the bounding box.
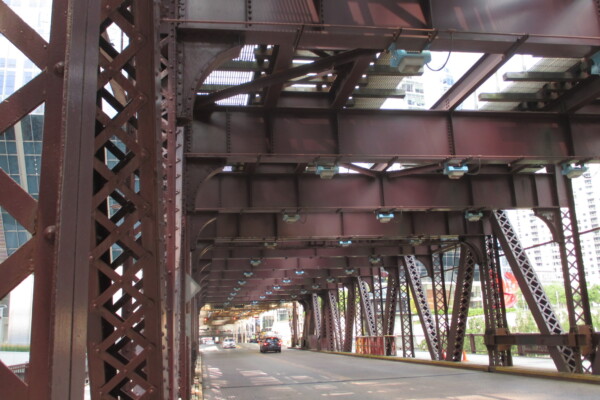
[88,1,168,398]
[291,302,299,347]
[327,290,342,351]
[492,210,575,372]
[312,293,322,341]
[404,256,439,360]
[344,281,357,352]
[357,277,377,336]
[383,267,399,356]
[398,266,415,358]
[535,205,595,373]
[430,249,450,360]
[479,236,512,367]
[383,267,399,336]
[446,244,476,362]
[373,270,385,336]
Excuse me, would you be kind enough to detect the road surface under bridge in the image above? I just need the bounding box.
[200,343,600,400]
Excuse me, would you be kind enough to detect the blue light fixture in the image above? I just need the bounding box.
[443,163,468,179]
[376,212,395,223]
[561,163,588,179]
[339,240,352,247]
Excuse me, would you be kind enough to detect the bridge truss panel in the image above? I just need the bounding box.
[404,256,440,360]
[492,210,575,372]
[446,244,476,362]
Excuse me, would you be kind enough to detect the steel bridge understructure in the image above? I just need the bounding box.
[1,0,600,399]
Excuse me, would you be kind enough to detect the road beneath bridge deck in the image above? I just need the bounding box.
[200,344,599,400]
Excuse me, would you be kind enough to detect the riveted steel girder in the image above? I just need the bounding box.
[194,172,568,212]
[179,0,600,58]
[190,110,600,165]
[192,211,487,243]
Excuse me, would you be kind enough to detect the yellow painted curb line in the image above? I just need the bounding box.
[312,350,600,385]
[493,366,600,385]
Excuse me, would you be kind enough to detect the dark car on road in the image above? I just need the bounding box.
[260,336,282,353]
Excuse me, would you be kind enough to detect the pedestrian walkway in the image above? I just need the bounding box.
[414,350,555,370]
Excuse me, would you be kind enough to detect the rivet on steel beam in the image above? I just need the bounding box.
[43,225,56,242]
[54,61,64,76]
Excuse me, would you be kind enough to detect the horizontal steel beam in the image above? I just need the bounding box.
[194,172,566,212]
[192,211,488,242]
[189,109,600,164]
[486,333,594,347]
[196,257,398,273]
[202,245,434,260]
[179,1,600,57]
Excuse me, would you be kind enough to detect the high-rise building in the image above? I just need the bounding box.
[0,0,50,345]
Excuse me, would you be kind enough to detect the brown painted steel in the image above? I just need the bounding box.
[0,0,99,399]
[190,110,600,164]
[87,1,168,398]
[193,173,567,212]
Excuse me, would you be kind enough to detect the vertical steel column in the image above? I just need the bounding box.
[353,280,364,338]
[398,265,415,358]
[383,267,399,356]
[312,293,322,343]
[404,256,439,360]
[479,236,512,367]
[327,290,342,351]
[343,281,357,352]
[430,248,450,360]
[491,210,574,372]
[535,203,596,373]
[301,299,313,349]
[160,0,181,395]
[88,1,168,398]
[291,302,299,347]
[383,267,399,336]
[445,244,476,362]
[357,277,377,337]
[0,0,99,398]
[373,270,385,336]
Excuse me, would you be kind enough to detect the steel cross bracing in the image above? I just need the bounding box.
[534,204,595,373]
[2,1,600,399]
[491,210,577,372]
[357,277,377,337]
[89,1,170,398]
[480,236,512,367]
[373,270,385,336]
[398,267,415,358]
[0,0,99,398]
[445,244,477,362]
[404,256,440,360]
[327,289,343,351]
[430,249,450,360]
[343,282,356,352]
[383,267,399,356]
[312,293,322,345]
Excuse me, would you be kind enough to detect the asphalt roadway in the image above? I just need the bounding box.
[200,343,600,400]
